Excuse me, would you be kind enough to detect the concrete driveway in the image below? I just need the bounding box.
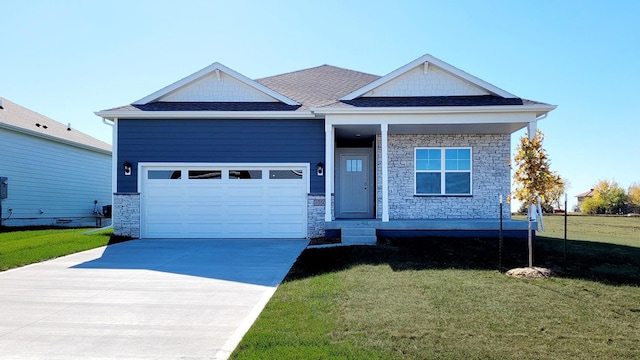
[0,239,308,359]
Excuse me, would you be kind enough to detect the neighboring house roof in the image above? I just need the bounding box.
[0,97,111,153]
[576,189,595,199]
[96,54,556,119]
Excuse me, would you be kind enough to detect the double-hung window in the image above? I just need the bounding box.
[415,147,472,195]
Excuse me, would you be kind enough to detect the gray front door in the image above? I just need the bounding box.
[336,148,374,218]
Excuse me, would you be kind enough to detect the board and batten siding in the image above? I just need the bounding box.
[0,128,112,226]
[117,118,326,193]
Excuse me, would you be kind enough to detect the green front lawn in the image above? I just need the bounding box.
[0,228,114,271]
[232,216,640,359]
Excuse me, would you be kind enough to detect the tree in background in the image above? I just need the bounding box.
[626,182,640,214]
[512,129,561,267]
[545,175,569,211]
[581,179,627,214]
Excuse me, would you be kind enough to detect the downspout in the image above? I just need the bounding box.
[101,117,117,217]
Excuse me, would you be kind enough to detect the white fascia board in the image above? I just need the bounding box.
[324,111,537,126]
[0,122,112,155]
[94,110,316,120]
[313,104,557,117]
[132,62,299,106]
[340,54,517,100]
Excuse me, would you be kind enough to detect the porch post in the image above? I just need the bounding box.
[325,123,334,222]
[528,121,537,221]
[381,123,389,222]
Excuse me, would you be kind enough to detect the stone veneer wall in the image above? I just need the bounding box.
[376,134,511,220]
[113,193,140,238]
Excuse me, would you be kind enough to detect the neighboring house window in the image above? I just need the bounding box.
[415,148,472,195]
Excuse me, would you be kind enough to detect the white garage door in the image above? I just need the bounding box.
[141,164,308,238]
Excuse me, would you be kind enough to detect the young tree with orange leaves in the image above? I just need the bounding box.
[512,130,561,267]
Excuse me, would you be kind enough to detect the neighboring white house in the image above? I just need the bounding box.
[0,97,112,228]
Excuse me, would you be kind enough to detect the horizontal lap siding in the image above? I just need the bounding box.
[118,119,325,193]
[0,128,112,225]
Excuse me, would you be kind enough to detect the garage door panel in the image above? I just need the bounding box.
[268,205,305,215]
[143,165,307,239]
[186,205,225,216]
[185,223,226,235]
[232,186,264,197]
[145,222,186,237]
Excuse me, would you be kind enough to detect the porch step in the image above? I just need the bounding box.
[341,227,377,245]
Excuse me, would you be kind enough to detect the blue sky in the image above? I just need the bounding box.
[2,0,639,210]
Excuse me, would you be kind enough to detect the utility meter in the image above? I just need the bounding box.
[0,177,7,199]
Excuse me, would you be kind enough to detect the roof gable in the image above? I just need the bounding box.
[341,54,516,100]
[133,63,299,106]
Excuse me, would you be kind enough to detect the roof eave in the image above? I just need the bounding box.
[94,110,316,120]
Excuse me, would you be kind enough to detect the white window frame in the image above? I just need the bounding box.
[414,147,473,196]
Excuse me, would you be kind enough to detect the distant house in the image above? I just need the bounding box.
[575,189,595,212]
[0,97,112,228]
[96,54,555,241]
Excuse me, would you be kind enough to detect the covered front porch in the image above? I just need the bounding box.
[320,112,541,225]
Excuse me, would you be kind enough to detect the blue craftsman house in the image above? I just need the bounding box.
[96,54,555,242]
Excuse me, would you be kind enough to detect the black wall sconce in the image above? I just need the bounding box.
[123,161,132,176]
[316,162,324,176]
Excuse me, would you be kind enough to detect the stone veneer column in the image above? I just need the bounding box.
[113,193,140,238]
[307,194,326,239]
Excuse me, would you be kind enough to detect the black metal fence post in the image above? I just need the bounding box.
[564,193,568,271]
[499,195,503,272]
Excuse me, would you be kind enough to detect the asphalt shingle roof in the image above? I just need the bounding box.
[101,63,551,113]
[341,95,524,107]
[0,97,111,152]
[111,102,301,112]
[256,65,381,110]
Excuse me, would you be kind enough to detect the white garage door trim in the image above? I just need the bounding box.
[139,163,310,239]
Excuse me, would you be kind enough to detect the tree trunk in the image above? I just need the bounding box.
[528,205,533,267]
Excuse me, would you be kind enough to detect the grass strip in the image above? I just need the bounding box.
[0,228,113,271]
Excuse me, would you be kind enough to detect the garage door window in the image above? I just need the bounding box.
[148,170,182,179]
[229,170,262,179]
[189,170,221,179]
[269,170,303,179]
